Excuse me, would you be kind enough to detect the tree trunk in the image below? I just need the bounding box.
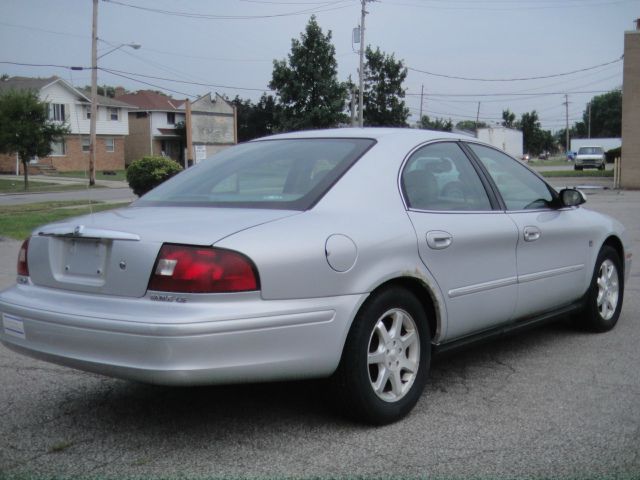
[22,158,29,191]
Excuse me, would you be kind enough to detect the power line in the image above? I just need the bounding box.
[100,67,273,92]
[102,0,354,19]
[407,56,623,82]
[100,69,197,98]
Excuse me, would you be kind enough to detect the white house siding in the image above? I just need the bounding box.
[39,82,130,136]
[150,111,185,136]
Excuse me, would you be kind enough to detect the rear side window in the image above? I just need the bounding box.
[401,142,492,211]
[137,138,375,210]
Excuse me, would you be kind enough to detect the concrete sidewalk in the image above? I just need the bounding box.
[0,174,128,189]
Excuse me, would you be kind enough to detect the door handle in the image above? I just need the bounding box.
[426,231,453,250]
[523,226,541,242]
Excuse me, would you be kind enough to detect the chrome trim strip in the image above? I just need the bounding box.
[518,264,584,284]
[37,226,140,241]
[448,276,518,298]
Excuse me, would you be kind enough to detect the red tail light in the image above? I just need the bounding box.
[148,244,260,294]
[17,237,30,276]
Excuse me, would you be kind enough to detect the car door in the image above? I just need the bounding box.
[466,143,591,319]
[401,141,519,341]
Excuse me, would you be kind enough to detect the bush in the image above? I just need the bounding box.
[605,146,621,164]
[126,156,183,196]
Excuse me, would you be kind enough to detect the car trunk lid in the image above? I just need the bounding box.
[27,206,298,297]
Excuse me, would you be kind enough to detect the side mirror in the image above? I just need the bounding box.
[559,188,586,207]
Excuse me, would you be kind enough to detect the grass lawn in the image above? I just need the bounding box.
[540,170,613,178]
[55,170,127,181]
[527,158,570,167]
[0,178,105,194]
[0,201,130,240]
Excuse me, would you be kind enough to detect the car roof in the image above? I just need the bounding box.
[254,127,472,143]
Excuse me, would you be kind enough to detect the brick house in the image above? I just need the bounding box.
[114,90,186,166]
[0,76,136,174]
[114,90,237,167]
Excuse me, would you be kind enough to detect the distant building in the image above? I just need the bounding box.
[621,25,640,188]
[476,127,523,158]
[114,90,186,166]
[114,90,237,167]
[0,76,135,174]
[190,93,237,162]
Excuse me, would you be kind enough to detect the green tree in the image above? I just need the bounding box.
[581,90,621,138]
[455,120,488,131]
[269,16,347,131]
[0,90,69,190]
[231,94,280,142]
[502,109,516,128]
[418,115,453,132]
[363,47,409,127]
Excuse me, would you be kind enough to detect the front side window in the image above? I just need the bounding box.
[81,137,90,153]
[138,138,375,210]
[167,112,175,125]
[104,138,115,152]
[49,103,65,121]
[108,108,119,121]
[401,142,492,211]
[467,143,555,210]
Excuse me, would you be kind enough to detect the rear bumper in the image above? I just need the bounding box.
[0,283,364,385]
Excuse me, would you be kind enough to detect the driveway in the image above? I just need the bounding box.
[0,188,638,478]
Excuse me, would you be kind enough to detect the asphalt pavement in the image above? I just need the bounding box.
[0,186,638,478]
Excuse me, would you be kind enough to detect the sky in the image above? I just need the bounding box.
[0,0,638,132]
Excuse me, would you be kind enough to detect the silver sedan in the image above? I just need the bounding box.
[0,128,631,424]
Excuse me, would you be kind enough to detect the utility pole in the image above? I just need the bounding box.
[185,99,193,168]
[350,86,356,126]
[89,0,98,186]
[476,101,481,129]
[563,94,570,153]
[588,101,592,139]
[419,84,424,121]
[358,0,373,128]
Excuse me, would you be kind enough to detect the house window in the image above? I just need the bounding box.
[85,106,91,119]
[82,137,90,153]
[167,112,175,125]
[49,104,65,121]
[50,140,66,156]
[108,108,119,121]
[104,138,115,153]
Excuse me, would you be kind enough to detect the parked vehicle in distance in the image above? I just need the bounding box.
[575,146,606,170]
[521,153,530,162]
[538,151,550,160]
[0,129,630,425]
[567,151,577,161]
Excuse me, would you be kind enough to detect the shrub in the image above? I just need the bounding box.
[605,146,621,164]
[126,156,183,196]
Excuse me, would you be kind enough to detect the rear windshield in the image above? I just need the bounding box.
[578,147,603,154]
[136,138,375,210]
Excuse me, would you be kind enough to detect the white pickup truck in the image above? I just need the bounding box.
[574,146,606,171]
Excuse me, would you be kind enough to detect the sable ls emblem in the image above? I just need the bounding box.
[119,260,127,270]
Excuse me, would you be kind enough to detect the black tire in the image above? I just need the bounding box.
[598,163,606,171]
[332,287,431,425]
[577,245,624,332]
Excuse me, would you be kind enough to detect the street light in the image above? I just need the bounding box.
[97,42,141,60]
[89,0,141,185]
